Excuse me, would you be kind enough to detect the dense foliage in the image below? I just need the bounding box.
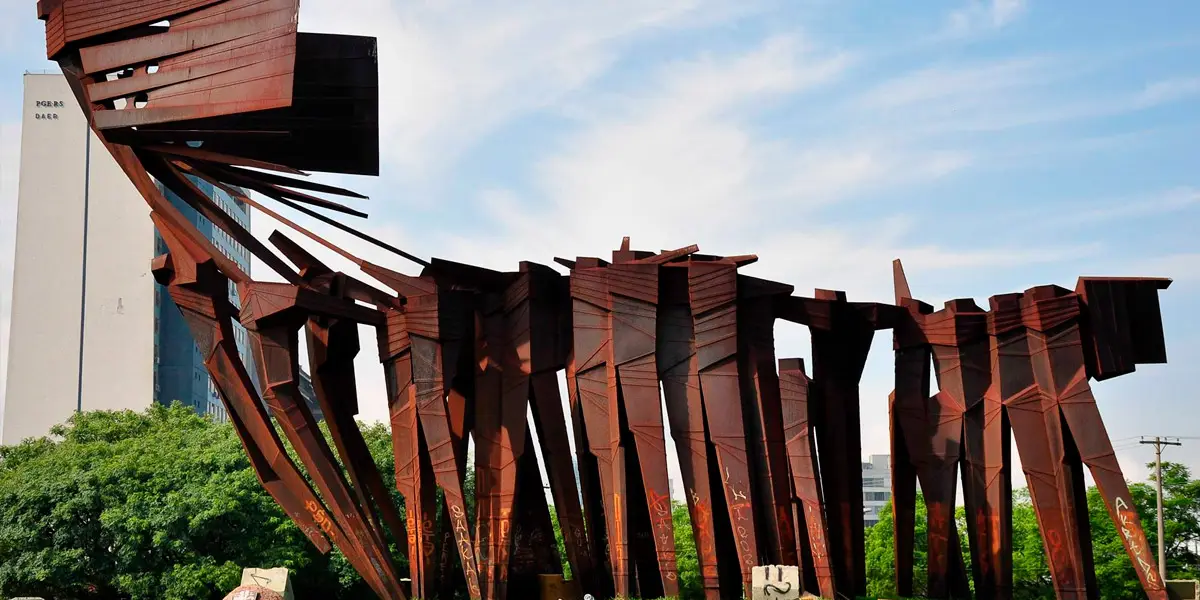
[865,470,1200,599]
[0,404,401,599]
[1,405,1196,600]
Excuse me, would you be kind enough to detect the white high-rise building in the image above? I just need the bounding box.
[2,73,156,445]
[1,74,325,447]
[863,453,892,527]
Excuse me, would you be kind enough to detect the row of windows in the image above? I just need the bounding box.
[864,491,891,502]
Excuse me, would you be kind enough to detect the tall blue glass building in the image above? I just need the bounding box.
[153,176,257,422]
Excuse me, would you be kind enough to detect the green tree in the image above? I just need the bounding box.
[0,404,404,600]
[1089,462,1200,596]
[670,500,702,600]
[865,490,1054,600]
[865,492,929,598]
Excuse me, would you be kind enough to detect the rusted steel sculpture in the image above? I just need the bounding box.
[778,358,836,599]
[40,3,1177,599]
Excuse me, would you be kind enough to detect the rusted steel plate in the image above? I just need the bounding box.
[927,300,993,600]
[521,264,597,594]
[778,358,836,599]
[738,276,799,568]
[1020,285,1170,600]
[890,263,973,600]
[994,289,1094,600]
[776,291,895,598]
[306,317,408,555]
[150,217,339,557]
[687,260,759,595]
[567,260,631,598]
[658,265,722,599]
[240,283,405,599]
[365,265,482,600]
[607,255,679,596]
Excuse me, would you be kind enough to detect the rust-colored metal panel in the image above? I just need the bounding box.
[1075,278,1172,381]
[567,260,631,598]
[688,260,759,595]
[240,283,405,599]
[1020,285,1170,600]
[927,300,995,600]
[658,265,722,600]
[778,358,836,599]
[365,265,482,600]
[608,255,679,595]
[890,263,974,599]
[738,276,800,569]
[150,216,338,556]
[776,291,893,598]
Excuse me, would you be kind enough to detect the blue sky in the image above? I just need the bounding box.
[0,0,1198,485]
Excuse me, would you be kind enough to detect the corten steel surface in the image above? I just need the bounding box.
[738,276,800,569]
[776,291,896,598]
[41,3,1179,599]
[778,358,837,599]
[890,262,978,599]
[658,265,724,599]
[688,259,762,595]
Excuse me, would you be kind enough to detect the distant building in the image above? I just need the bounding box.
[299,369,323,423]
[152,175,257,422]
[863,454,891,527]
[1,73,269,443]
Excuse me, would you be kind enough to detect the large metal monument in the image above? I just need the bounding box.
[36,1,1173,599]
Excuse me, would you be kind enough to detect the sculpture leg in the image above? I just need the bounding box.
[698,358,760,595]
[984,344,1014,599]
[408,334,482,599]
[167,283,338,555]
[661,353,721,597]
[740,303,799,567]
[1060,379,1169,599]
[249,320,403,598]
[1007,386,1092,600]
[778,360,836,599]
[529,371,596,590]
[307,320,409,557]
[617,353,680,595]
[889,391,919,597]
[387,353,434,599]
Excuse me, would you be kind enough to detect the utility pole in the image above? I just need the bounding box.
[1140,436,1182,582]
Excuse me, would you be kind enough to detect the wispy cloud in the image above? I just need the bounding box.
[1075,187,1200,223]
[942,0,1029,39]
[293,0,767,185]
[428,33,1090,311]
[1136,76,1200,107]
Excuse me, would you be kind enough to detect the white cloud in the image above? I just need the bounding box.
[427,34,1088,309]
[856,57,1051,111]
[1119,253,1200,284]
[293,0,765,185]
[1075,187,1200,223]
[1135,76,1200,108]
[943,0,1028,38]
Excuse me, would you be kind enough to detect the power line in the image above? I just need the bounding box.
[1140,436,1183,582]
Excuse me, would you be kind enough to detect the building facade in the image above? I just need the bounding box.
[2,73,156,445]
[1,74,312,444]
[152,175,258,423]
[863,453,892,527]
